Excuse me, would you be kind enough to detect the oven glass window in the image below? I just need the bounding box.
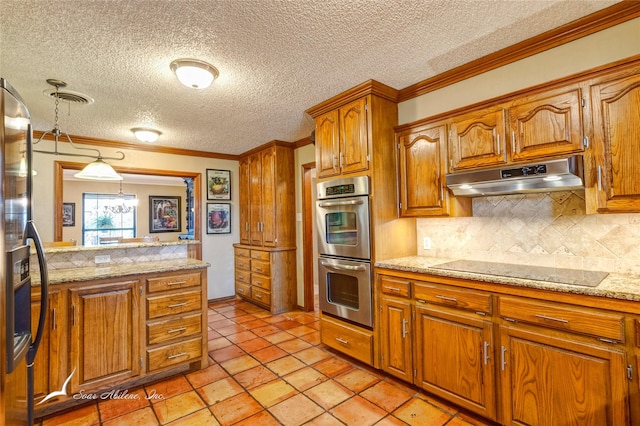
[326,272,359,310]
[325,212,358,245]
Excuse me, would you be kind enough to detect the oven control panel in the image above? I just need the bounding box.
[317,176,369,199]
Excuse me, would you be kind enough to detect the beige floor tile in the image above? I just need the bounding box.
[152,390,206,424]
[196,377,244,405]
[392,398,453,426]
[267,354,307,376]
[304,380,354,410]
[250,379,298,407]
[330,395,386,426]
[185,363,228,389]
[269,393,325,426]
[220,353,260,375]
[209,393,263,424]
[283,366,328,391]
[360,381,412,412]
[335,368,380,393]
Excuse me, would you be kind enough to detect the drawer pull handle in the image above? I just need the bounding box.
[501,346,507,371]
[483,341,490,365]
[168,327,187,334]
[384,286,401,292]
[416,299,427,304]
[167,281,186,286]
[255,267,263,272]
[436,295,457,303]
[238,289,244,294]
[335,337,348,345]
[535,314,568,324]
[255,294,262,299]
[402,318,408,338]
[167,352,188,360]
[238,275,245,280]
[168,302,187,308]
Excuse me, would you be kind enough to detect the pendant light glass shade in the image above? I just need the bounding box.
[170,59,219,89]
[74,158,122,181]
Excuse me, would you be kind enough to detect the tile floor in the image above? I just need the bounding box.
[36,299,494,425]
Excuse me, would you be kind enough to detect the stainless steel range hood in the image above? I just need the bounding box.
[446,156,584,197]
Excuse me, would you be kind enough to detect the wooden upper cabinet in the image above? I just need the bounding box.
[314,96,369,179]
[449,107,507,171]
[398,123,447,216]
[589,70,640,212]
[238,157,250,245]
[248,152,263,246]
[508,87,585,162]
[260,147,277,247]
[315,109,340,178]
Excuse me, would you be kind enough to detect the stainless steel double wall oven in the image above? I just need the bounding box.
[316,176,373,328]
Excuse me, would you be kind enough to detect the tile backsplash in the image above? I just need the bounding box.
[416,191,640,275]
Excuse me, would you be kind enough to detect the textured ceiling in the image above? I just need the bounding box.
[0,0,620,155]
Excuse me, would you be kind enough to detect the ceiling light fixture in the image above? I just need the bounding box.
[131,127,161,143]
[105,180,139,214]
[33,79,124,181]
[170,59,219,89]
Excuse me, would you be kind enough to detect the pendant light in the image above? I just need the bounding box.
[105,180,139,214]
[170,59,219,89]
[33,79,124,181]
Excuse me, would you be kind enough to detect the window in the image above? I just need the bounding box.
[82,193,137,246]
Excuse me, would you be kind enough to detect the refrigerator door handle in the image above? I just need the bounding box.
[25,220,48,363]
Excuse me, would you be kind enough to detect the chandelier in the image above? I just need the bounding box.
[105,181,138,214]
[33,79,124,181]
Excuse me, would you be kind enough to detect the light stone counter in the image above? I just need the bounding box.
[375,256,640,302]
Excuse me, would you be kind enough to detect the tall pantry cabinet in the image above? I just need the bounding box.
[234,141,297,314]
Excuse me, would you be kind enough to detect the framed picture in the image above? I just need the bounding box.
[149,196,181,233]
[62,202,75,227]
[207,169,231,200]
[207,203,231,234]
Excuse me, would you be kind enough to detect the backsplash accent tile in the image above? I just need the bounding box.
[41,245,188,270]
[416,191,640,275]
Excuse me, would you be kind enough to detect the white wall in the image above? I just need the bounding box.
[32,139,238,300]
[294,144,315,306]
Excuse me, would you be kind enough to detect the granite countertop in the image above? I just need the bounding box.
[32,258,210,286]
[41,240,200,254]
[375,256,640,302]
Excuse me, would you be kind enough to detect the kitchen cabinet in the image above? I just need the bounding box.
[314,97,369,179]
[379,276,412,382]
[448,106,507,171]
[397,122,471,217]
[588,68,640,213]
[234,245,297,314]
[507,86,585,162]
[320,313,374,365]
[239,142,295,248]
[69,280,141,393]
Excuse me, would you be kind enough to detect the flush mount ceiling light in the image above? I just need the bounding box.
[170,59,219,89]
[131,127,161,143]
[33,79,123,181]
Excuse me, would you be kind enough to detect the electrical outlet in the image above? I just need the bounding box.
[95,255,111,264]
[423,237,431,250]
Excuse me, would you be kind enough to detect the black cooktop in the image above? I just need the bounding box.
[430,260,608,287]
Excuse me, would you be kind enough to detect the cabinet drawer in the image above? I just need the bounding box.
[251,259,271,276]
[147,290,201,319]
[235,247,250,258]
[147,313,202,345]
[499,296,624,341]
[414,282,491,314]
[236,282,251,298]
[380,276,410,298]
[251,274,271,290]
[320,315,373,365]
[235,269,251,284]
[251,286,270,306]
[250,250,270,261]
[147,273,200,293]
[147,336,202,371]
[235,256,251,271]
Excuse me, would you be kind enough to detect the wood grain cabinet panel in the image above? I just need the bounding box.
[320,314,373,365]
[500,327,628,425]
[338,97,369,176]
[315,109,341,178]
[69,280,140,393]
[589,69,640,213]
[449,107,507,171]
[238,156,250,245]
[507,87,585,162]
[380,296,413,383]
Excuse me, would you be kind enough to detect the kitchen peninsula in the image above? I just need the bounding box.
[30,240,210,417]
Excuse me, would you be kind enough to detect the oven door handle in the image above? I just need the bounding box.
[320,260,368,271]
[318,199,365,207]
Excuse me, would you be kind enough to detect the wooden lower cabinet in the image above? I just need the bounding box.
[415,304,496,421]
[69,280,141,392]
[320,314,374,365]
[500,326,628,425]
[380,296,412,382]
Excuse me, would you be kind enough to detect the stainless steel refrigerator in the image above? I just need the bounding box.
[0,78,49,425]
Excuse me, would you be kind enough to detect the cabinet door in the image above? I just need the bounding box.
[508,88,584,162]
[260,147,277,247]
[70,280,140,392]
[339,97,369,175]
[380,297,412,383]
[315,109,340,179]
[449,107,507,171]
[248,152,263,245]
[500,326,628,426]
[415,305,496,421]
[590,72,640,212]
[238,157,250,245]
[398,124,448,217]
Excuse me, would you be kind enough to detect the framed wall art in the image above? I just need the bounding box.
[207,203,231,234]
[62,202,75,227]
[149,196,181,233]
[207,169,231,200]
